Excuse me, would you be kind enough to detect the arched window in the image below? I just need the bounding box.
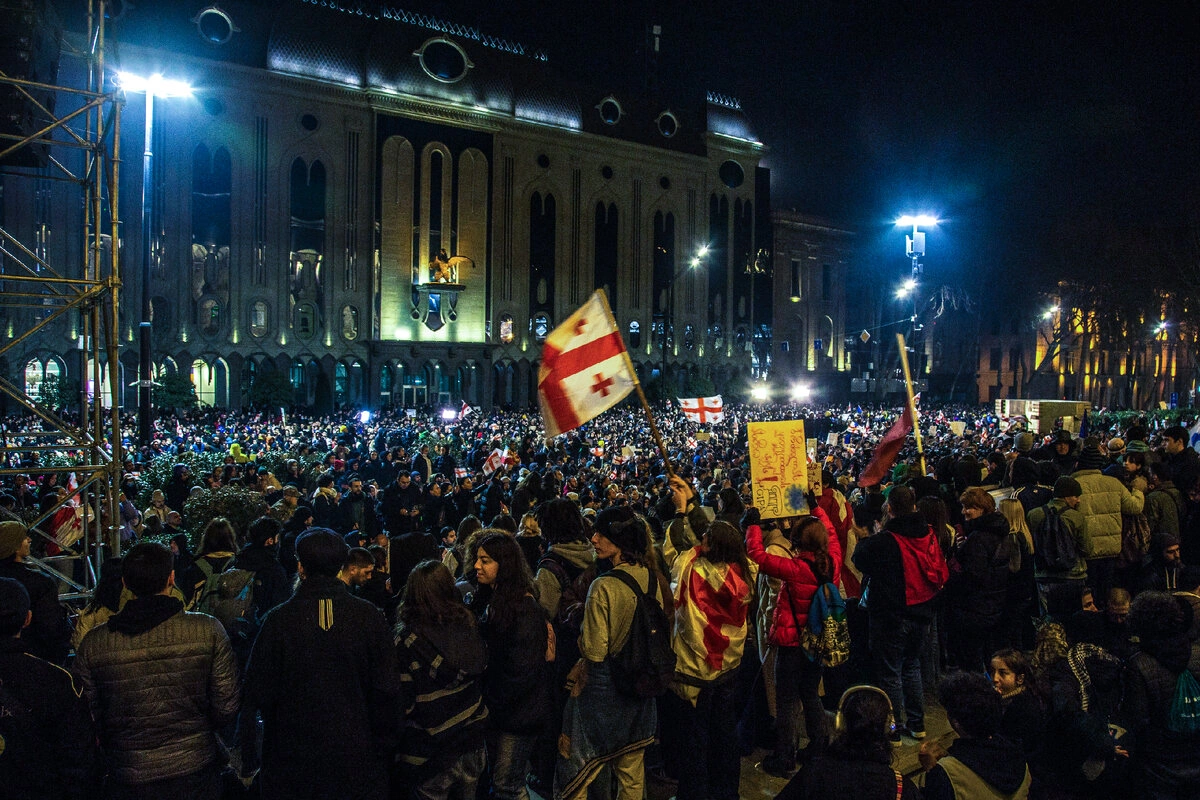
[249,300,269,337]
[198,298,221,337]
[295,303,316,339]
[532,313,551,342]
[342,305,359,340]
[24,358,42,399]
[499,313,515,344]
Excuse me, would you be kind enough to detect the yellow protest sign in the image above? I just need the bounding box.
[747,420,809,518]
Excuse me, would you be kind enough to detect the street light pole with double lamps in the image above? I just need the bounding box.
[895,214,938,378]
[117,72,193,450]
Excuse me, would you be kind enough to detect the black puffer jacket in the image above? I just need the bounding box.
[74,602,239,785]
[945,512,1014,627]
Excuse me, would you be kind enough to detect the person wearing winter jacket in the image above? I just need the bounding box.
[920,671,1031,800]
[945,489,1019,673]
[744,505,841,777]
[1073,443,1145,609]
[853,485,948,743]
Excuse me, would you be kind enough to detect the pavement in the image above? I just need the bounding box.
[531,693,952,799]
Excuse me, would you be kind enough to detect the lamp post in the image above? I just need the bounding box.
[118,72,192,449]
[895,214,938,379]
[661,244,708,401]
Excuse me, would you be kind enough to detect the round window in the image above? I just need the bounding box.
[656,111,678,138]
[416,38,472,83]
[601,165,614,180]
[300,113,319,132]
[719,160,745,189]
[597,96,622,125]
[194,7,236,45]
[537,154,550,169]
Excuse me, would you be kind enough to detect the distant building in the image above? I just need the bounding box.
[2,1,767,412]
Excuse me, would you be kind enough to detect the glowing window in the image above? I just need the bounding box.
[597,96,622,125]
[249,301,268,337]
[533,314,551,342]
[499,314,515,344]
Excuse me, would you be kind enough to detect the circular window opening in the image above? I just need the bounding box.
[597,96,622,125]
[416,38,471,83]
[300,113,319,132]
[718,160,745,189]
[601,165,614,180]
[659,176,670,190]
[537,154,550,169]
[202,97,224,116]
[195,7,235,45]
[656,110,678,138]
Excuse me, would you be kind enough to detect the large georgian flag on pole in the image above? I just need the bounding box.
[678,395,724,424]
[539,290,636,439]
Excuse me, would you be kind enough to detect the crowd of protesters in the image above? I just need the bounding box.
[3,400,1200,799]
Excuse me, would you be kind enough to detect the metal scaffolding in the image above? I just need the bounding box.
[0,0,123,601]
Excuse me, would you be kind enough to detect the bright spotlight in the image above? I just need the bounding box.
[895,214,939,227]
[903,278,917,291]
[358,410,372,424]
[697,244,710,257]
[895,287,911,299]
[117,71,194,97]
[440,408,458,421]
[690,257,701,267]
[790,384,811,402]
[750,384,770,402]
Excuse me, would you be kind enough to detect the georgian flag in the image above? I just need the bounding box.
[460,400,473,419]
[538,291,636,439]
[678,395,724,424]
[483,448,508,475]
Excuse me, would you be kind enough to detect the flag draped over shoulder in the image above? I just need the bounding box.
[857,408,914,487]
[678,395,724,424]
[538,291,636,438]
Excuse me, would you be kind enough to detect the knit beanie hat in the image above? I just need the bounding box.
[594,507,647,557]
[0,521,28,560]
[1075,445,1108,471]
[1015,432,1034,453]
[1054,476,1083,499]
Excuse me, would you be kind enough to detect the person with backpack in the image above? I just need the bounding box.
[179,517,240,610]
[1026,477,1090,616]
[1120,590,1200,799]
[556,507,671,800]
[660,518,754,800]
[852,484,948,745]
[744,506,840,777]
[530,498,595,793]
[1073,443,1146,610]
[227,517,291,665]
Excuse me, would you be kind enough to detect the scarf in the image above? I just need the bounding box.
[108,594,184,636]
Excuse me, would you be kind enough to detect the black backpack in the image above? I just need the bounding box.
[605,568,676,699]
[1033,505,1078,573]
[537,553,592,667]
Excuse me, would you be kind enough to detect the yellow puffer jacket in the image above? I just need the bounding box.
[1073,469,1144,558]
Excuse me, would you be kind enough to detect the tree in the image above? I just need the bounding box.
[248,369,294,410]
[37,373,78,411]
[153,372,199,411]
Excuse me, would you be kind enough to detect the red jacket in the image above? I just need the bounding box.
[745,508,842,648]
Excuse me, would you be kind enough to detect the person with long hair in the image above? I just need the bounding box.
[990,648,1045,763]
[556,507,668,800]
[944,489,1016,673]
[470,531,551,800]
[999,498,1038,648]
[392,560,488,800]
[661,519,754,800]
[179,517,239,609]
[744,506,841,777]
[776,685,920,799]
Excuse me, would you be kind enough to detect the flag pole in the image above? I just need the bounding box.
[594,290,677,480]
[896,332,926,477]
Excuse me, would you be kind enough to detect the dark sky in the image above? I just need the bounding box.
[438,0,1198,295]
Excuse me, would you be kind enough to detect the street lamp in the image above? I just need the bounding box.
[895,214,939,376]
[117,72,192,450]
[661,244,707,400]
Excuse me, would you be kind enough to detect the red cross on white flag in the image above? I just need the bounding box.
[678,395,724,424]
[538,290,636,438]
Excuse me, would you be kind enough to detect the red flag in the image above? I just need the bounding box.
[857,408,914,487]
[538,291,636,438]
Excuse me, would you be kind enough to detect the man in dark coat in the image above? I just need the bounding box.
[239,529,400,800]
[340,477,381,538]
[0,521,71,665]
[229,517,292,667]
[0,577,98,799]
[410,444,434,486]
[378,471,423,535]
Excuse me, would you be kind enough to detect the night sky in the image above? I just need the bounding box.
[440,0,1198,305]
